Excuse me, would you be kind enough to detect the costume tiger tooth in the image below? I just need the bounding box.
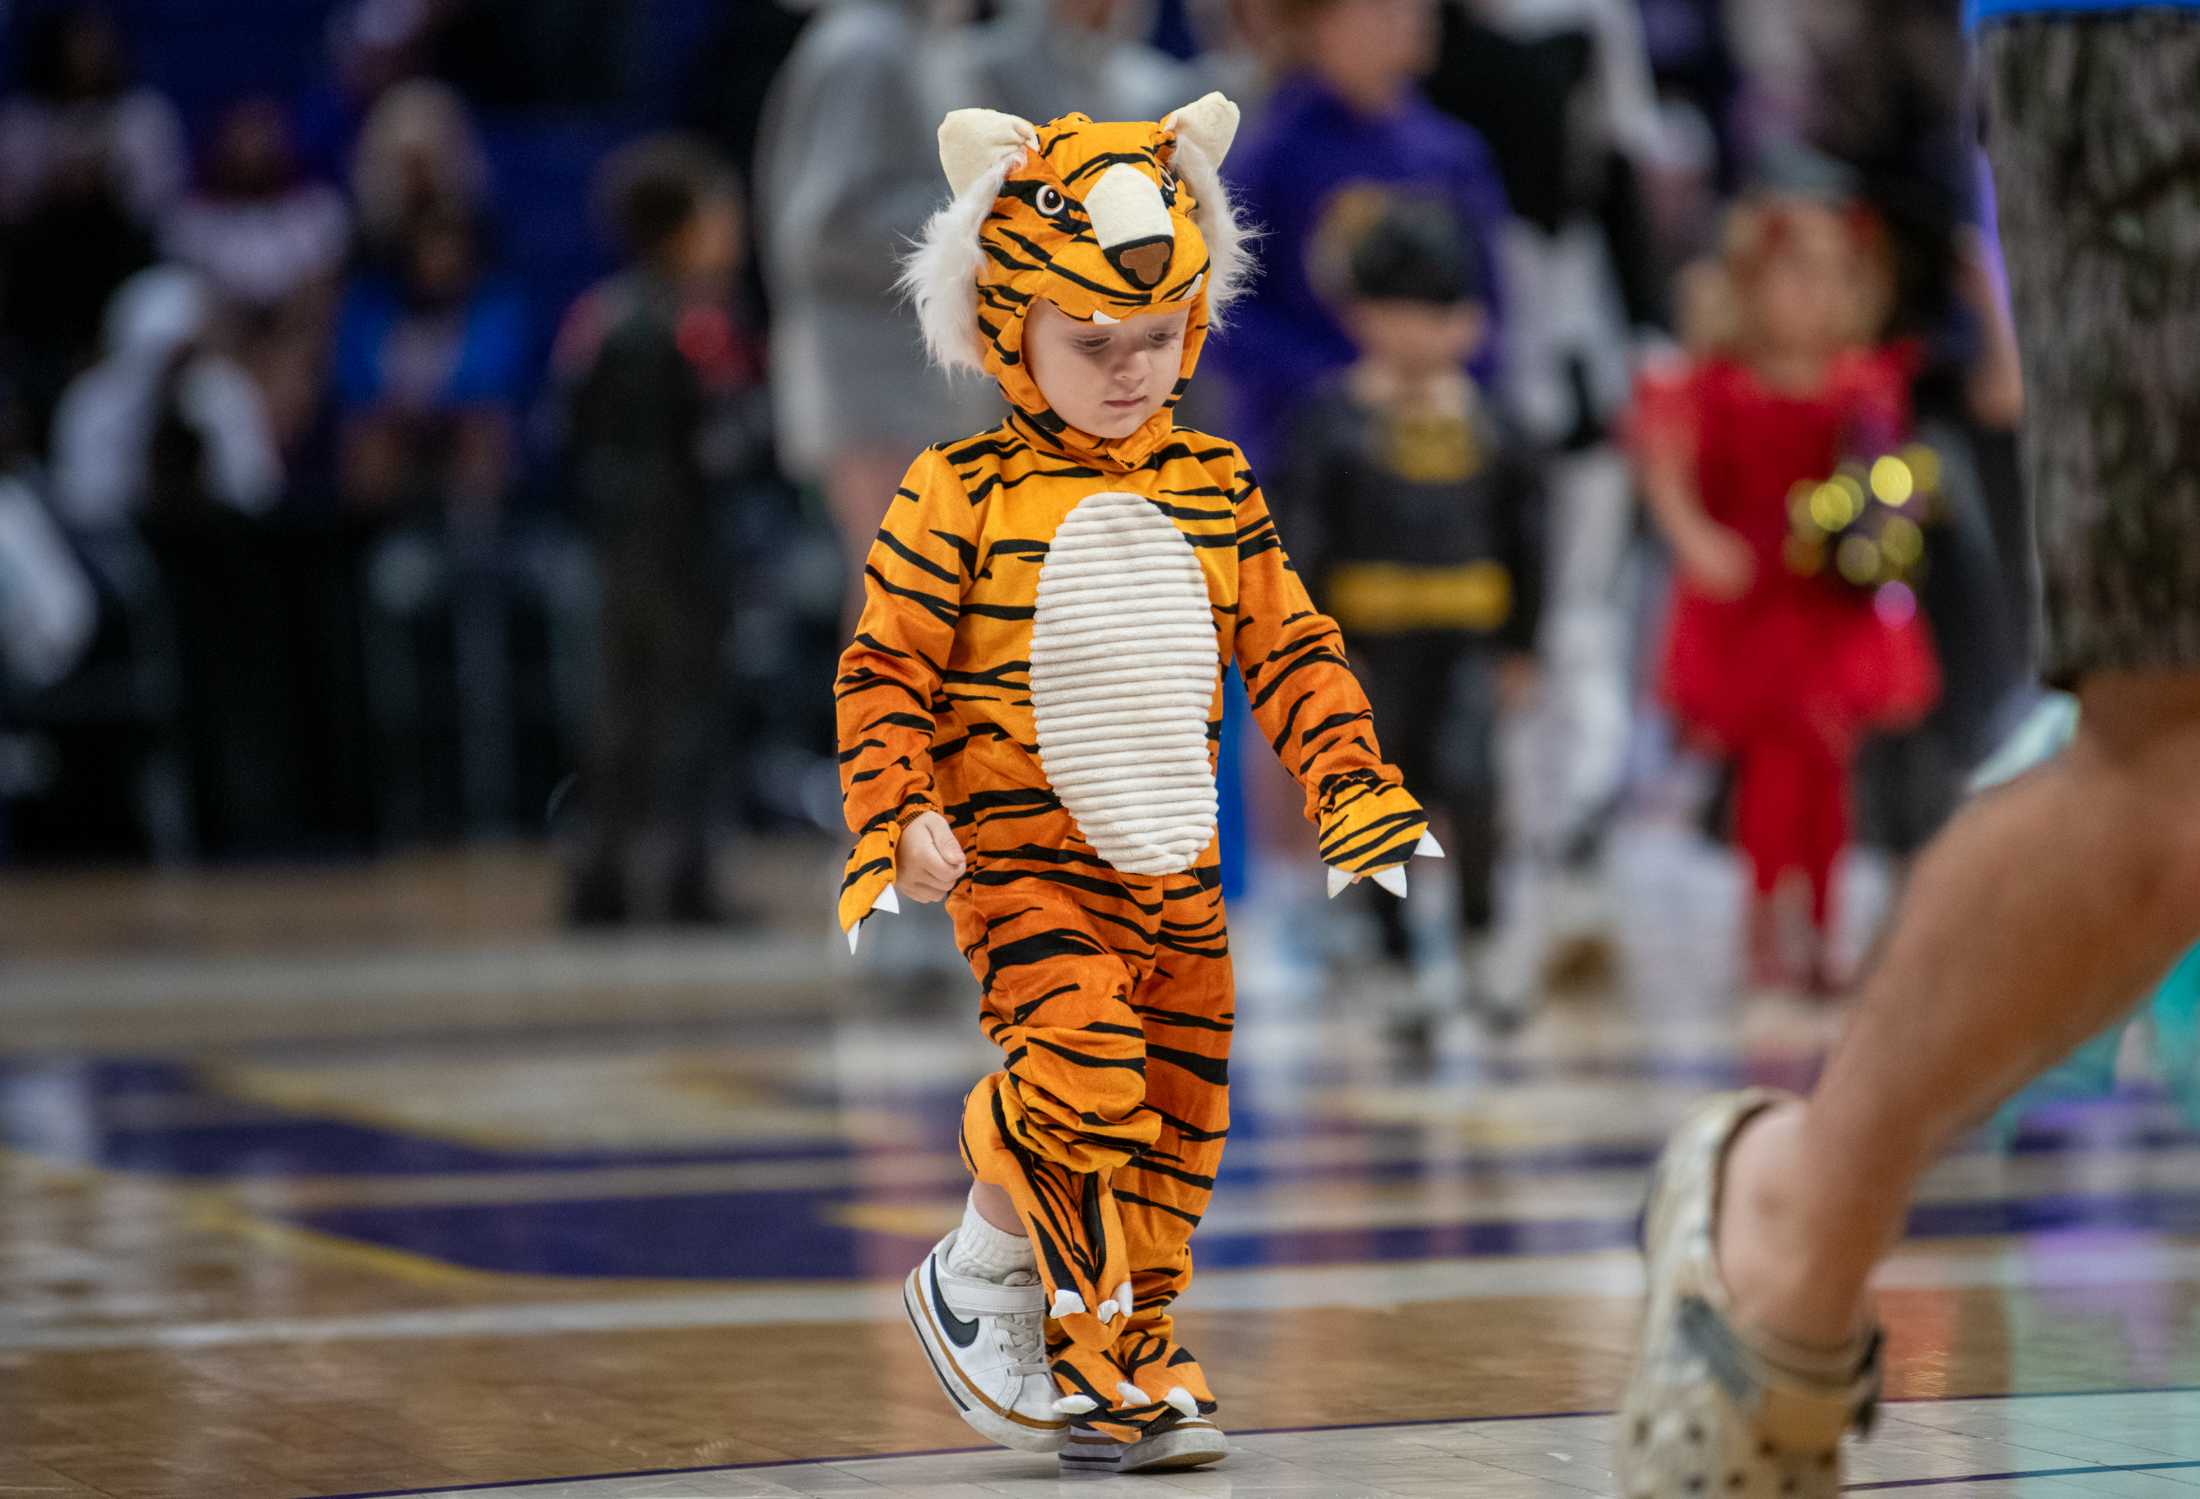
[837,93,1433,1447]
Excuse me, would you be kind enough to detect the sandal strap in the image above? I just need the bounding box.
[1679,1295,1884,1449]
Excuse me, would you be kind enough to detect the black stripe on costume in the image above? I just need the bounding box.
[1114,1188,1200,1226]
[1061,149,1156,184]
[862,565,956,625]
[875,527,959,585]
[1146,1042,1228,1086]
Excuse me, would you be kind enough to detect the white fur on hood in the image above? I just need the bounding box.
[899,95,1255,374]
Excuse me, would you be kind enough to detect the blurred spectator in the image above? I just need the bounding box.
[755,0,998,613]
[950,0,1206,126]
[164,98,350,449]
[0,5,186,451]
[1635,189,1938,996]
[1425,0,1667,967]
[0,5,184,227]
[1274,197,1543,1031]
[348,78,490,272]
[1209,0,1508,474]
[332,206,528,527]
[554,135,768,926]
[166,99,349,316]
[51,266,282,529]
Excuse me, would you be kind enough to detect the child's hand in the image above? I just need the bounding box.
[896,811,966,902]
[1680,520,1755,601]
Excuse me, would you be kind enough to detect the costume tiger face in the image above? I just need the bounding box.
[838,97,1435,1451]
[901,94,1249,464]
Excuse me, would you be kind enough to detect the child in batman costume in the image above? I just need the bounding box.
[833,95,1441,1471]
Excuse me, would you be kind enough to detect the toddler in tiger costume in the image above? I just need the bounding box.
[834,94,1441,1474]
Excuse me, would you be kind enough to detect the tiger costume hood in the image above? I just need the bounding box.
[901,93,1251,468]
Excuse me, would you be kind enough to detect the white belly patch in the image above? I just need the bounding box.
[1029,491,1220,876]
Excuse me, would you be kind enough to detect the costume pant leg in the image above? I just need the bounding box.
[949,860,1165,1435]
[1109,866,1233,1420]
[1734,720,1848,930]
[582,547,657,874]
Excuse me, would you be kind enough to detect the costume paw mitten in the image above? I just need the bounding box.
[1315,770,1440,899]
[838,815,923,952]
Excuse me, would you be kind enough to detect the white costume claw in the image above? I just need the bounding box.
[1112,1281,1134,1320]
[1416,832,1445,859]
[1050,1288,1088,1319]
[1117,1381,1152,1407]
[1326,865,1353,899]
[846,921,862,955]
[1165,1386,1200,1418]
[1054,1394,1099,1415]
[1096,1299,1118,1324]
[1373,865,1409,899]
[875,885,901,913]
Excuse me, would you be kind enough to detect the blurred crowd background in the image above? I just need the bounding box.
[0,0,2035,990]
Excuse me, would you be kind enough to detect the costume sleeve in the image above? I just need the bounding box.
[834,446,974,933]
[1228,447,1429,876]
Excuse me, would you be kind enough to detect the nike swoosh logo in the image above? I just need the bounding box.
[929,1257,981,1349]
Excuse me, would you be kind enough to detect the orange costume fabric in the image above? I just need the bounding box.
[834,101,1428,1442]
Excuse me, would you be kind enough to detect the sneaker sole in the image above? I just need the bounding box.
[901,1264,1067,1454]
[1121,1419,1227,1472]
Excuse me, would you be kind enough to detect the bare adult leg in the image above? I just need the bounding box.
[1718,669,2200,1347]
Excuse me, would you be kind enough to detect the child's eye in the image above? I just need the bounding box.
[1147,328,1180,346]
[1076,339,1109,354]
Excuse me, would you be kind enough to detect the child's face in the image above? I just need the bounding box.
[1347,298,1486,381]
[1024,297,1190,438]
[673,194,744,291]
[1749,203,1862,359]
[1305,0,1436,106]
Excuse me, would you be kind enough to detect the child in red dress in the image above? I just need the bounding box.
[1637,194,1939,994]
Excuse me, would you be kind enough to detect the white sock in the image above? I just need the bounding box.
[945,1192,1035,1280]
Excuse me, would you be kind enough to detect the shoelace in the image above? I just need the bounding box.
[997,1267,1048,1371]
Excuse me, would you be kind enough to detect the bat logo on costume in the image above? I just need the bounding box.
[929,1257,982,1348]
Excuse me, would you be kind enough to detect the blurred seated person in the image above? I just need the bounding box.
[0,4,183,227]
[164,98,350,451]
[347,79,491,274]
[0,5,185,453]
[52,265,283,530]
[332,206,527,528]
[552,136,767,926]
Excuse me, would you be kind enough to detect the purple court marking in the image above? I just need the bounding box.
[1849,1459,2200,1489]
[299,1385,2200,1499]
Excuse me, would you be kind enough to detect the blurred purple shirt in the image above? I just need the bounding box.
[1209,71,1511,475]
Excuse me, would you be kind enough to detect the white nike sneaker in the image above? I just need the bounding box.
[902,1232,1067,1453]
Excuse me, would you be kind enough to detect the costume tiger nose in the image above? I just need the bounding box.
[1085,162,1175,290]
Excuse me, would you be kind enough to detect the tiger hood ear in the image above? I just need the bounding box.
[938,108,1038,197]
[899,109,1037,373]
[1163,93,1254,324]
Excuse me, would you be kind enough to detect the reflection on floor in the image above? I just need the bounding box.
[3,828,2197,1498]
[321,1391,2200,1498]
